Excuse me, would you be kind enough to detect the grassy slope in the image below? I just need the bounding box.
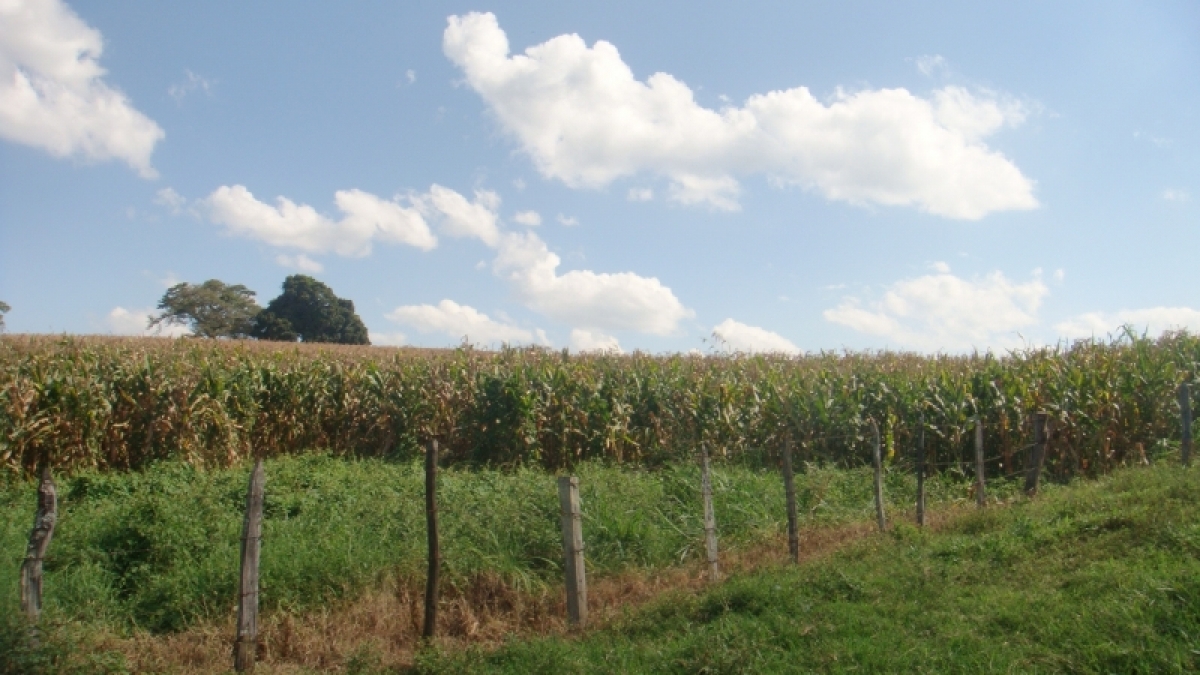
[416,465,1200,675]
[1,455,969,635]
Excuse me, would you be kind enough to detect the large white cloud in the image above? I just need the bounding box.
[204,185,438,256]
[570,328,622,353]
[0,0,163,177]
[824,264,1048,351]
[106,307,187,337]
[416,185,502,245]
[1055,307,1200,340]
[444,12,1036,218]
[711,319,800,354]
[386,299,537,346]
[493,230,693,335]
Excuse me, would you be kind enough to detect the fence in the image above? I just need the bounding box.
[12,383,1195,669]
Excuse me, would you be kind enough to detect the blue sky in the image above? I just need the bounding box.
[1,1,1197,353]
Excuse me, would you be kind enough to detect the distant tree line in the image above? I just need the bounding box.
[149,275,370,344]
[0,300,9,332]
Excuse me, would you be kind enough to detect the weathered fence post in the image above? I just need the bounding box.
[423,439,440,640]
[1181,383,1192,468]
[974,416,986,508]
[916,413,926,527]
[20,466,58,628]
[782,437,799,564]
[558,475,587,628]
[701,444,720,582]
[1024,413,1048,496]
[870,420,886,531]
[234,458,265,672]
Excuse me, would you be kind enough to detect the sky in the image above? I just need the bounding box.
[0,0,1197,354]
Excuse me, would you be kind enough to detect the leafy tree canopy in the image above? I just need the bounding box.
[149,280,260,338]
[0,300,9,332]
[252,275,370,344]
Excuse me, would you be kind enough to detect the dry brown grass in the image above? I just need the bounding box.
[91,514,916,674]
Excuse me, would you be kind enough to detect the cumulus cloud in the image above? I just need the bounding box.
[914,54,949,77]
[1055,307,1200,340]
[493,230,693,335]
[627,187,653,202]
[711,319,800,354]
[824,264,1048,351]
[556,213,579,227]
[1162,189,1190,203]
[444,12,1037,218]
[570,328,621,353]
[154,187,187,214]
[386,299,536,346]
[204,185,438,256]
[512,209,542,226]
[369,331,407,346]
[275,253,323,273]
[168,69,213,103]
[107,306,187,337]
[416,185,501,245]
[0,0,164,177]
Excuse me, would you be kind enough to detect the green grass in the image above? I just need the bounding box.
[413,464,1200,674]
[1,454,974,639]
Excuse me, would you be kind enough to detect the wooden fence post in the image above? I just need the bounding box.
[870,420,886,531]
[1024,413,1048,496]
[423,439,440,640]
[701,444,720,582]
[234,458,265,672]
[20,466,57,627]
[782,437,799,564]
[916,413,926,527]
[558,476,587,628]
[974,416,986,508]
[1180,383,1192,468]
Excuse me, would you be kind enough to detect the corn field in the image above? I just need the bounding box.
[1,332,1196,477]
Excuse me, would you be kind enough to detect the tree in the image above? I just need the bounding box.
[252,275,370,344]
[0,301,9,332]
[149,280,260,338]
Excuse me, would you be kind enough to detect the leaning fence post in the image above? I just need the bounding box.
[782,437,799,564]
[700,444,720,582]
[423,439,440,640]
[916,413,926,527]
[558,476,588,628]
[20,466,58,629]
[870,420,886,531]
[1180,383,1193,468]
[1024,413,1048,496]
[974,416,986,508]
[234,458,265,672]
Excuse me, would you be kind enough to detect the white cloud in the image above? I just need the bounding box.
[570,328,622,353]
[168,69,212,103]
[512,177,526,190]
[204,185,437,256]
[1162,189,1190,203]
[154,187,187,214]
[444,12,1037,218]
[1053,268,1065,282]
[627,187,654,202]
[416,185,501,245]
[930,260,951,274]
[1055,307,1200,340]
[369,331,407,346]
[711,319,800,354]
[0,0,164,177]
[914,54,949,77]
[405,69,416,84]
[106,306,187,337]
[493,230,693,335]
[275,253,324,273]
[512,209,542,226]
[556,213,579,227]
[824,265,1049,351]
[386,299,536,346]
